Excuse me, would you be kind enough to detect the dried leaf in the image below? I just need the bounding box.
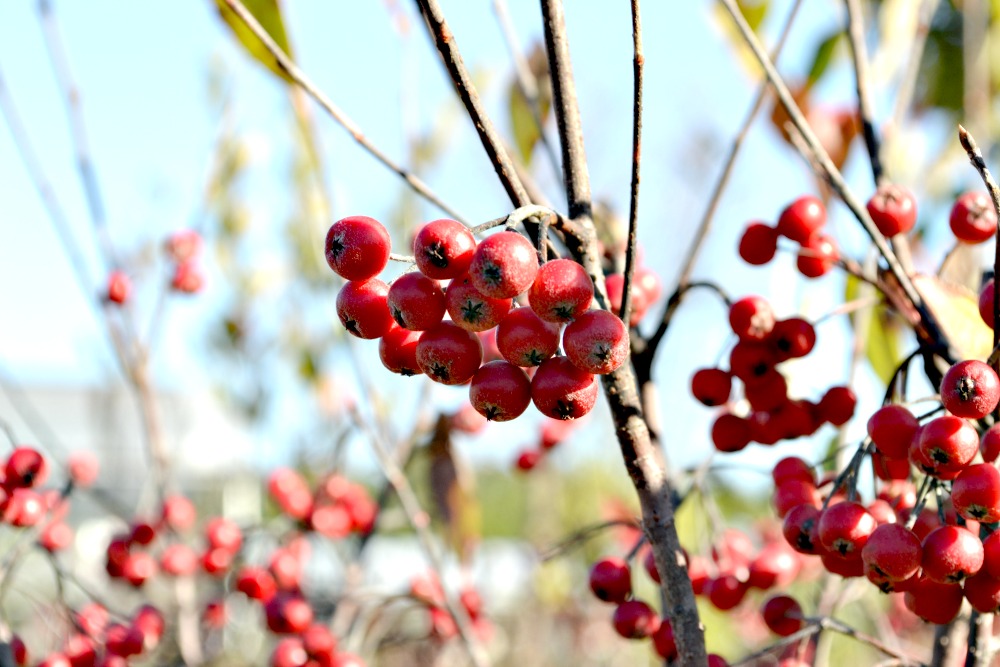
[215,0,294,84]
[427,416,480,562]
[914,274,993,360]
[508,43,552,166]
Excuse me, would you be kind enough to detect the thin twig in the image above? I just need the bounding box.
[539,519,640,561]
[219,0,468,224]
[844,0,883,186]
[620,0,644,326]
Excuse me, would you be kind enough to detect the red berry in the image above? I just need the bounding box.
[728,296,775,342]
[336,279,394,339]
[739,222,779,265]
[921,525,983,583]
[562,310,629,375]
[268,468,313,520]
[651,620,677,660]
[706,574,748,610]
[748,542,800,589]
[861,523,922,583]
[983,530,1000,578]
[980,279,995,329]
[690,368,732,407]
[265,594,314,635]
[5,447,47,488]
[982,424,1000,463]
[611,599,660,638]
[777,195,826,244]
[866,184,917,237]
[772,457,815,487]
[711,413,751,453]
[236,566,278,602]
[817,501,876,557]
[496,307,560,367]
[952,463,1000,522]
[949,190,997,244]
[104,623,144,657]
[940,359,1000,419]
[445,274,512,332]
[161,495,197,532]
[133,604,166,646]
[515,449,541,471]
[170,261,204,294]
[530,357,598,420]
[867,404,919,460]
[904,576,964,624]
[773,481,819,518]
[783,505,820,554]
[796,233,838,278]
[39,522,73,553]
[469,361,531,421]
[106,271,131,305]
[606,273,648,326]
[415,322,484,385]
[468,231,539,299]
[67,451,99,487]
[728,341,776,384]
[413,219,476,280]
[528,259,593,322]
[270,638,308,667]
[205,517,243,553]
[160,544,199,576]
[387,272,446,331]
[165,229,202,263]
[817,385,856,426]
[768,317,816,360]
[964,569,1000,613]
[588,557,632,603]
[378,325,422,376]
[325,216,391,281]
[761,595,804,636]
[914,415,979,476]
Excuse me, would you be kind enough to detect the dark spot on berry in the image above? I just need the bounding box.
[484,406,500,421]
[343,318,358,335]
[930,448,950,464]
[424,241,449,269]
[554,401,576,420]
[461,300,485,323]
[329,234,345,259]
[429,363,450,382]
[400,368,417,377]
[554,305,574,320]
[391,308,407,328]
[527,350,544,366]
[482,263,502,286]
[593,344,612,362]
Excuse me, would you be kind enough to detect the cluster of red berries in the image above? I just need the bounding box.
[691,294,856,452]
[327,215,630,422]
[512,417,578,472]
[104,229,205,306]
[267,468,377,538]
[408,572,492,643]
[738,195,839,278]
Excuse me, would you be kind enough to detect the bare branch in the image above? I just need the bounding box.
[844,0,884,185]
[620,0,644,325]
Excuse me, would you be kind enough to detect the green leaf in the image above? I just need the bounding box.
[508,43,552,166]
[807,32,842,87]
[844,274,903,386]
[215,0,294,84]
[738,0,769,33]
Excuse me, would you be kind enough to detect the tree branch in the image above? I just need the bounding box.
[620,0,644,326]
[844,0,884,186]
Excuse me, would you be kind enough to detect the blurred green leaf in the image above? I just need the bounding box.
[845,274,903,385]
[738,0,769,33]
[508,44,552,165]
[915,6,963,112]
[807,31,842,87]
[215,0,294,84]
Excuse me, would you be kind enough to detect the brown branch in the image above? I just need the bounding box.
[414,0,530,209]
[966,611,993,667]
[933,618,962,667]
[844,0,884,186]
[620,0,644,326]
[539,0,592,221]
[219,0,468,224]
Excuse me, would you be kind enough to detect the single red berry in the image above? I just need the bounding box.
[67,451,99,487]
[236,566,278,602]
[62,634,96,667]
[270,638,308,667]
[165,229,202,263]
[6,489,44,527]
[904,576,964,624]
[469,361,531,422]
[104,623,144,657]
[745,369,789,412]
[415,322,483,385]
[643,549,661,583]
[588,557,632,603]
[129,521,158,546]
[738,222,779,265]
[496,307,560,367]
[132,604,166,646]
[952,463,1000,522]
[563,310,629,375]
[706,574,748,610]
[772,457,815,487]
[914,415,979,476]
[268,468,313,520]
[445,274,512,332]
[528,259,593,322]
[871,451,911,481]
[170,261,205,294]
[817,501,876,557]
[964,570,1000,613]
[866,184,917,237]
[332,653,366,667]
[302,623,337,661]
[336,279,394,339]
[468,231,539,299]
[325,216,391,280]
[982,424,1000,463]
[940,359,1000,419]
[773,481,820,518]
[748,542,800,589]
[796,233,838,278]
[39,522,73,553]
[413,219,476,280]
[106,271,131,305]
[160,543,198,577]
[867,404,919,460]
[761,595,804,636]
[690,368,732,407]
[5,447,47,488]
[387,272,446,331]
[711,413,751,453]
[866,499,898,526]
[921,525,984,583]
[817,386,856,426]
[161,495,197,532]
[728,341,776,385]
[205,517,243,553]
[861,523,922,583]
[530,356,598,420]
[980,279,996,329]
[611,599,660,638]
[265,594,314,635]
[777,195,826,244]
[651,620,677,660]
[378,325,422,376]
[950,190,997,244]
[515,449,541,471]
[768,317,816,360]
[728,296,775,342]
[819,550,864,578]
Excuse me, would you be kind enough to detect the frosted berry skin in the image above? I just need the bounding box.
[777,195,826,244]
[861,523,922,583]
[378,325,422,376]
[562,310,629,375]
[415,322,483,386]
[496,307,560,367]
[921,525,984,583]
[913,415,979,476]
[867,404,919,460]
[816,501,876,557]
[950,190,998,244]
[866,184,917,237]
[386,273,446,331]
[445,274,512,332]
[325,216,391,281]
[528,259,593,322]
[530,356,598,420]
[335,279,394,340]
[468,231,539,299]
[412,218,476,280]
[940,359,1000,419]
[588,557,632,603]
[952,463,1000,522]
[738,222,778,266]
[468,361,531,422]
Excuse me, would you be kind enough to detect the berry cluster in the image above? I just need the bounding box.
[103,229,205,307]
[408,572,492,643]
[738,195,839,278]
[691,295,855,452]
[327,216,630,422]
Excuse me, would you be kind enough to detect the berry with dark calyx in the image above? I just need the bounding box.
[768,317,816,360]
[914,415,979,476]
[387,272,446,331]
[861,523,922,583]
[940,359,1000,419]
[950,190,998,244]
[528,258,593,322]
[904,577,964,624]
[469,361,531,422]
[445,274,512,332]
[817,501,876,557]
[690,368,732,407]
[496,307,561,367]
[413,219,476,280]
[952,463,1000,522]
[738,222,779,265]
[588,557,632,603]
[711,413,751,453]
[729,341,776,384]
[796,233,838,278]
[336,279,394,340]
[5,447,47,488]
[415,322,483,386]
[378,325,422,376]
[530,357,598,421]
[761,595,804,636]
[612,599,660,638]
[728,296,775,342]
[777,195,826,244]
[562,310,629,375]
[921,525,983,583]
[982,424,1000,463]
[866,184,917,237]
[325,216,391,281]
[867,404,919,460]
[106,271,131,305]
[980,279,996,329]
[469,231,539,299]
[817,386,856,426]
